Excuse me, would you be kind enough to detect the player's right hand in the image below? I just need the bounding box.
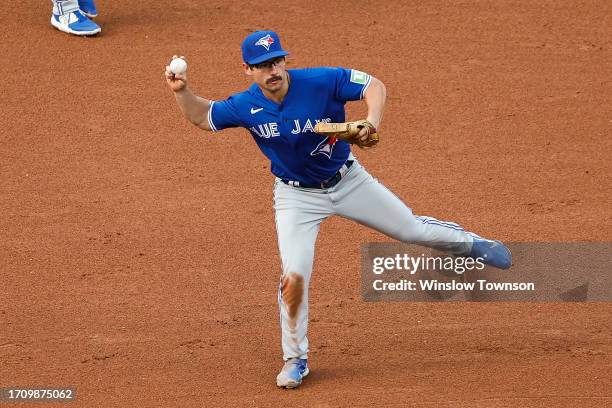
[164,56,187,92]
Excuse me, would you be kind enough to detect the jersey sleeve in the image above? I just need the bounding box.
[332,67,373,102]
[208,96,243,132]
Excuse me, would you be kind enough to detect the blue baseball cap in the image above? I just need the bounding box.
[242,30,289,65]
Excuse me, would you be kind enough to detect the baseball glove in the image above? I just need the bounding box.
[313,120,379,149]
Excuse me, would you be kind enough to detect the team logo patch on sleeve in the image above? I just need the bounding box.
[350,70,369,84]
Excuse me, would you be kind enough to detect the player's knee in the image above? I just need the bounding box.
[281,272,304,319]
[389,218,428,243]
[281,250,315,278]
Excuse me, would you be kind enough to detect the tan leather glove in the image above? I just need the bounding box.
[313,120,379,149]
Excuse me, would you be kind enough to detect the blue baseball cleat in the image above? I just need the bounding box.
[468,236,512,269]
[51,9,101,36]
[276,358,309,388]
[78,0,98,18]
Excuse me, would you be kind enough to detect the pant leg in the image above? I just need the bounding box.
[273,180,332,360]
[330,160,472,255]
[52,0,79,15]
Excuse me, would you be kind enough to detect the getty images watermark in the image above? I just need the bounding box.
[371,253,535,292]
[361,243,612,302]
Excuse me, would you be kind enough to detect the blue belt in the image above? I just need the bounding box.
[282,160,354,189]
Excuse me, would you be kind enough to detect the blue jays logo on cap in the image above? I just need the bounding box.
[242,30,289,65]
[255,34,274,51]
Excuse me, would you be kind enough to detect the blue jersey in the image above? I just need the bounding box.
[208,67,372,185]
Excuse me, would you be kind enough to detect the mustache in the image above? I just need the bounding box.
[266,76,282,84]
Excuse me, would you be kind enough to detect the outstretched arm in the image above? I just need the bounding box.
[164,56,212,131]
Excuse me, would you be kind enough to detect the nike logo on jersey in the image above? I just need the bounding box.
[291,118,331,134]
[250,107,264,114]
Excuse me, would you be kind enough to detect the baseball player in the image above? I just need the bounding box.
[164,30,511,389]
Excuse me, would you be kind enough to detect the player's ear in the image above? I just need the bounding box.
[243,62,253,76]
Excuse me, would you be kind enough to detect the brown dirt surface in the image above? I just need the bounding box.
[1,1,611,407]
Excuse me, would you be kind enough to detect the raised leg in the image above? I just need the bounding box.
[332,161,473,255]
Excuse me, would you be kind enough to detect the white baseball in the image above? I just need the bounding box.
[170,58,187,75]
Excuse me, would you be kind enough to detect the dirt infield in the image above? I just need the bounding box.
[1,1,611,407]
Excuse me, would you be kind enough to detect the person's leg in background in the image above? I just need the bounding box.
[78,0,98,18]
[50,0,100,36]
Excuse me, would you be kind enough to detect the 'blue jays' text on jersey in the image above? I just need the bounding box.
[208,67,372,185]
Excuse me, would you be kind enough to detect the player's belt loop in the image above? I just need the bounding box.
[282,160,353,190]
[319,159,353,189]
